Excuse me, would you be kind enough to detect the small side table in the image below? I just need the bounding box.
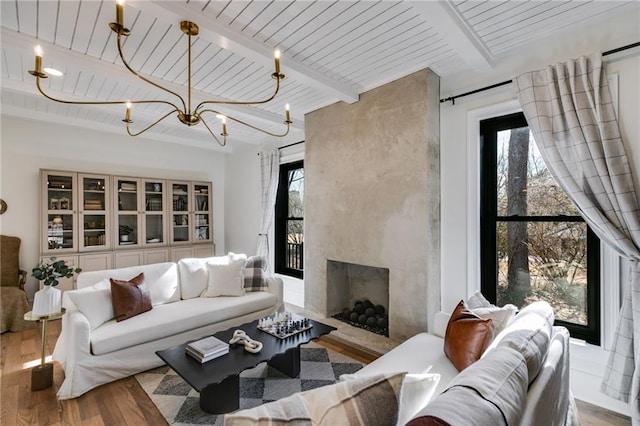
[24,308,65,391]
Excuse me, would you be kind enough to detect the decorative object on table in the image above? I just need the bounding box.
[31,256,81,316]
[119,224,134,242]
[186,336,229,363]
[257,312,313,339]
[228,329,263,353]
[24,308,66,390]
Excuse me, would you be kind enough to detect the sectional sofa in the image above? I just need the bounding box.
[53,256,284,400]
[225,300,577,425]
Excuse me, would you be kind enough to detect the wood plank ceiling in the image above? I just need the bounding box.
[1,0,636,151]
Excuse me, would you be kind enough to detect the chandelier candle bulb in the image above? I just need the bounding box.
[274,50,281,75]
[116,0,124,27]
[124,102,132,123]
[34,45,43,73]
[221,117,227,136]
[285,104,291,123]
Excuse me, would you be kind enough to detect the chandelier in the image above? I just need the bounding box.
[28,0,292,147]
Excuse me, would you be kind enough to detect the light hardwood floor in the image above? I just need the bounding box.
[1,319,631,425]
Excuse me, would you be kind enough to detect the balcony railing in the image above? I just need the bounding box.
[287,242,303,271]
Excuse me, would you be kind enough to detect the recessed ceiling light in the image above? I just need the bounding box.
[44,67,63,76]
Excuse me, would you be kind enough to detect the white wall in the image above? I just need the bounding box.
[440,8,639,415]
[0,116,226,298]
[224,144,262,255]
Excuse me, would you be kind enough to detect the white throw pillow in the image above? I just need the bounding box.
[466,290,518,334]
[228,252,248,262]
[67,279,114,330]
[179,256,230,299]
[203,259,246,297]
[472,305,518,335]
[466,290,492,309]
[178,258,209,299]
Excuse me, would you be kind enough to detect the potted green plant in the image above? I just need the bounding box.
[119,224,134,242]
[31,257,82,316]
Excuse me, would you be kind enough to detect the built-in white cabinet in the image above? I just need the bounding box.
[170,181,213,245]
[79,174,110,252]
[114,177,168,249]
[42,171,78,253]
[41,170,215,283]
[79,253,113,271]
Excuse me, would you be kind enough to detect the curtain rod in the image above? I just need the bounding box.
[440,41,640,105]
[258,140,305,155]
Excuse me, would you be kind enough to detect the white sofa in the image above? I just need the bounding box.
[351,302,575,425]
[52,257,284,400]
[225,301,576,426]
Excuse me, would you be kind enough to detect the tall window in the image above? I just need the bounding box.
[480,112,600,344]
[275,160,304,278]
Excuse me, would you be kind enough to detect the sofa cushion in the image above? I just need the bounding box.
[243,256,269,292]
[202,259,246,297]
[224,372,406,426]
[77,262,179,306]
[348,332,458,397]
[110,273,152,322]
[90,291,277,355]
[408,346,528,426]
[178,256,231,299]
[444,300,494,371]
[484,301,554,384]
[67,279,113,330]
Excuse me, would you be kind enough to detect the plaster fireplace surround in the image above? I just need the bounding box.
[304,68,441,342]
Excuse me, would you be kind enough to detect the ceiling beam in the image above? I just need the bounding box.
[128,0,359,104]
[1,28,304,130]
[408,1,494,71]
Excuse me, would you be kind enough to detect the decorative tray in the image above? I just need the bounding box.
[257,312,313,339]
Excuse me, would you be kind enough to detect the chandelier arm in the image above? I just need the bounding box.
[116,33,187,112]
[194,76,281,112]
[35,77,181,110]
[200,109,291,138]
[125,109,179,137]
[199,118,227,147]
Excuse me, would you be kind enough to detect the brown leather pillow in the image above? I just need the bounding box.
[110,272,152,322]
[444,300,494,371]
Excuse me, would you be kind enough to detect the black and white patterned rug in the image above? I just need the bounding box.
[135,342,364,425]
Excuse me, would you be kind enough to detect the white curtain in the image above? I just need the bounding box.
[514,53,640,422]
[257,149,280,266]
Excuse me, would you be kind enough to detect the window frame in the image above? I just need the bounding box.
[274,160,304,279]
[480,112,601,345]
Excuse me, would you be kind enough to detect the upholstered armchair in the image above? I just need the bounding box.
[1,235,35,332]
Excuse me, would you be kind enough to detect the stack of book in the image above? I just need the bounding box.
[185,336,229,363]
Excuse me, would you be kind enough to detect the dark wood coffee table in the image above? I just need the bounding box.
[156,317,336,414]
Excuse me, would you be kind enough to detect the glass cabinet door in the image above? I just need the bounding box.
[193,182,213,243]
[79,174,109,251]
[143,179,166,246]
[115,178,140,247]
[43,171,77,253]
[170,181,191,244]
